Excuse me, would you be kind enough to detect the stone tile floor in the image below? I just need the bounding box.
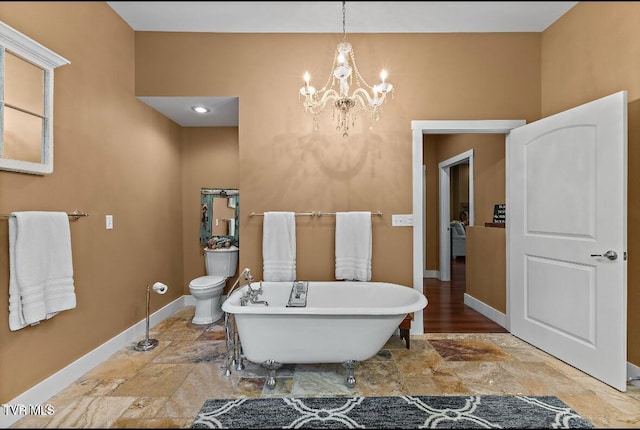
[11,306,640,428]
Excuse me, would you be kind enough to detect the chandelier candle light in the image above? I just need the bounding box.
[299,1,393,138]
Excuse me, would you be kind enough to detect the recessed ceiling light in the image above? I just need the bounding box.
[191,105,211,114]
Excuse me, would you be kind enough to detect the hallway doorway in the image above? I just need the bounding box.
[411,120,525,335]
[438,149,473,282]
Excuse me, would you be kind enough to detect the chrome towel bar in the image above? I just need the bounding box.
[0,209,89,221]
[249,211,382,218]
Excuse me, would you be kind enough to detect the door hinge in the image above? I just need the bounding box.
[624,251,628,261]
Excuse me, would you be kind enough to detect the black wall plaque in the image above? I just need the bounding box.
[493,204,506,223]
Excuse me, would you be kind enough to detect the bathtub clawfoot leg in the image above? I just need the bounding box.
[342,360,358,388]
[262,360,282,390]
[234,355,245,371]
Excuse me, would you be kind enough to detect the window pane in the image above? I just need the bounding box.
[3,106,43,163]
[4,50,45,116]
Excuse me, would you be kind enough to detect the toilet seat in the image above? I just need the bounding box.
[189,275,225,290]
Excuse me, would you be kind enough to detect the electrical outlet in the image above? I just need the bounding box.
[106,215,113,230]
[392,214,413,227]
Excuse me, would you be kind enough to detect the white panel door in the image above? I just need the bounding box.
[508,91,627,391]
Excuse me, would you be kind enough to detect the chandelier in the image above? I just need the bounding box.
[298,1,393,138]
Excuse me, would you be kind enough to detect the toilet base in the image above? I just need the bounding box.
[192,295,223,325]
[192,312,223,325]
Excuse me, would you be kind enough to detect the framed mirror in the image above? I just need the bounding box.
[0,21,70,175]
[200,188,239,247]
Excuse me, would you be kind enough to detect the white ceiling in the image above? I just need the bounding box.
[137,97,239,127]
[108,1,578,126]
[108,2,578,33]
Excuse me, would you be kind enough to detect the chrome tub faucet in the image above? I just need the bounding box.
[241,280,268,306]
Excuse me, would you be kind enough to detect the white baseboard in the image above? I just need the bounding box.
[628,361,640,388]
[423,270,439,278]
[463,293,507,329]
[184,294,196,307]
[0,296,186,428]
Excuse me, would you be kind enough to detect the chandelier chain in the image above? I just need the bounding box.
[342,1,346,41]
[342,1,371,90]
[341,1,354,93]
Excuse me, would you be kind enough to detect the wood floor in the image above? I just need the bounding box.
[423,258,508,333]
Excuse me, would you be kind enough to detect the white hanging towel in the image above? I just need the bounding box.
[8,211,77,331]
[262,211,296,281]
[335,211,372,281]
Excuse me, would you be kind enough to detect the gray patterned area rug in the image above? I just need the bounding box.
[191,395,593,429]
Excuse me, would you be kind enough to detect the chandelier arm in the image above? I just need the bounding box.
[352,88,381,108]
[305,89,340,114]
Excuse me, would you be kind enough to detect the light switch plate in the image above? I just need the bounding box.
[392,214,413,227]
[106,214,113,230]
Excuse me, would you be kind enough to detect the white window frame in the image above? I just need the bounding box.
[0,21,69,175]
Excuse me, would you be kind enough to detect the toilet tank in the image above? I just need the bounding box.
[204,246,239,277]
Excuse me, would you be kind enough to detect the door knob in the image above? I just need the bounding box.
[590,250,618,260]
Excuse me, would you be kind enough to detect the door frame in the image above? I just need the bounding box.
[438,149,474,282]
[411,120,525,335]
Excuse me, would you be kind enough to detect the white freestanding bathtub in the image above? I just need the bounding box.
[221,280,427,388]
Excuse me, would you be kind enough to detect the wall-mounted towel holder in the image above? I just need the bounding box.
[0,209,89,221]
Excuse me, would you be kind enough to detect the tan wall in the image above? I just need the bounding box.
[450,164,469,220]
[541,2,640,116]
[135,32,542,285]
[541,1,640,367]
[0,3,183,402]
[466,226,506,313]
[458,164,469,213]
[180,127,239,292]
[437,134,506,227]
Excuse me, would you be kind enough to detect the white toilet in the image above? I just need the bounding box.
[189,245,239,324]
